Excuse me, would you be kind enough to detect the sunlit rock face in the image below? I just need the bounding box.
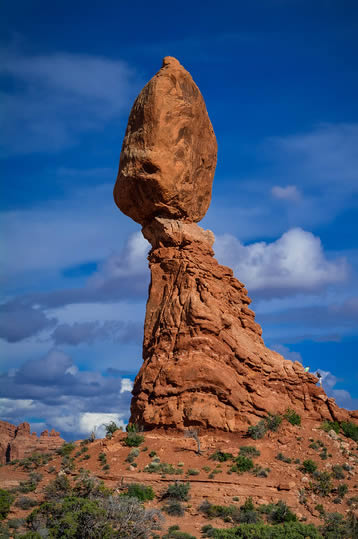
[114,56,217,225]
[114,57,358,432]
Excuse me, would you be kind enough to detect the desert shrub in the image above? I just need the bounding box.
[239,446,260,457]
[144,462,182,475]
[199,500,239,520]
[0,489,14,520]
[163,500,185,516]
[44,475,71,501]
[15,496,38,510]
[201,522,321,538]
[127,448,142,463]
[98,452,107,463]
[187,468,199,475]
[102,464,110,471]
[321,420,340,434]
[161,481,190,501]
[300,459,317,475]
[163,525,196,539]
[319,447,328,460]
[149,450,156,457]
[184,428,202,454]
[57,442,75,457]
[126,483,155,502]
[260,501,297,524]
[210,451,233,462]
[341,421,358,442]
[82,454,90,460]
[252,465,269,477]
[313,471,333,497]
[337,483,348,498]
[126,423,142,433]
[315,504,325,517]
[247,419,267,440]
[123,432,144,447]
[265,414,282,432]
[8,517,25,529]
[275,452,291,463]
[18,479,37,493]
[203,466,211,473]
[104,421,119,439]
[284,408,301,426]
[320,512,347,537]
[73,473,111,499]
[332,465,345,479]
[231,455,254,473]
[347,495,358,507]
[26,495,163,538]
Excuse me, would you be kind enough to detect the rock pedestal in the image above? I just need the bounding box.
[114,57,358,432]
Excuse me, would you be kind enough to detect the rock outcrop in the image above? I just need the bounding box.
[114,57,358,432]
[0,420,64,464]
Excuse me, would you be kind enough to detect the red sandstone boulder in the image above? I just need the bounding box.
[114,56,217,225]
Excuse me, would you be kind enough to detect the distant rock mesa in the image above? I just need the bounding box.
[0,420,64,464]
[114,57,358,431]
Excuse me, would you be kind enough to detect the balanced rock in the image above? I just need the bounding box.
[114,56,217,225]
[114,58,358,431]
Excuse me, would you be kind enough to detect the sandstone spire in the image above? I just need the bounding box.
[114,58,357,431]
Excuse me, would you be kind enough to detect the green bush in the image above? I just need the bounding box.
[340,421,358,442]
[275,453,291,463]
[239,446,260,457]
[209,451,233,462]
[0,489,14,520]
[123,432,144,447]
[337,483,348,498]
[104,421,119,439]
[57,442,75,457]
[201,521,321,538]
[332,465,345,479]
[260,501,297,524]
[15,497,38,510]
[312,471,332,497]
[187,468,199,475]
[163,525,196,539]
[26,495,163,538]
[126,483,155,501]
[231,455,254,473]
[163,500,185,516]
[321,420,340,434]
[265,414,282,432]
[300,459,317,474]
[161,481,190,501]
[247,419,267,440]
[284,409,301,426]
[44,475,72,501]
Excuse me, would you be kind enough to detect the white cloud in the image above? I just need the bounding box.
[120,378,133,394]
[79,412,125,438]
[270,344,302,363]
[271,185,301,202]
[214,228,348,296]
[0,49,139,154]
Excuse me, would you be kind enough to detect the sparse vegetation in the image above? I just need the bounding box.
[275,452,291,463]
[104,421,119,439]
[300,459,318,475]
[15,497,38,510]
[126,483,155,501]
[332,464,345,479]
[239,446,260,457]
[163,500,185,516]
[284,408,301,426]
[265,413,282,432]
[0,489,14,520]
[184,428,202,454]
[57,442,75,457]
[123,432,145,447]
[161,481,190,501]
[210,451,233,462]
[231,455,254,473]
[321,420,340,434]
[341,421,358,442]
[247,419,267,439]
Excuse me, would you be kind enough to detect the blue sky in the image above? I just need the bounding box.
[1,0,357,440]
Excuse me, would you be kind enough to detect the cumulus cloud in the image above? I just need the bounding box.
[0,48,139,155]
[313,369,358,411]
[0,348,133,439]
[270,344,303,363]
[0,301,56,342]
[215,228,348,297]
[271,185,301,202]
[51,320,142,346]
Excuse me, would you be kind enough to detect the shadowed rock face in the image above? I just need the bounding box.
[114,58,358,431]
[114,56,217,225]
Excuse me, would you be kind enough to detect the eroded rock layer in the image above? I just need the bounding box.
[0,420,64,464]
[114,57,357,432]
[130,219,357,430]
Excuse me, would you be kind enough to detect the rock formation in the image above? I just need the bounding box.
[0,420,64,464]
[114,57,358,431]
